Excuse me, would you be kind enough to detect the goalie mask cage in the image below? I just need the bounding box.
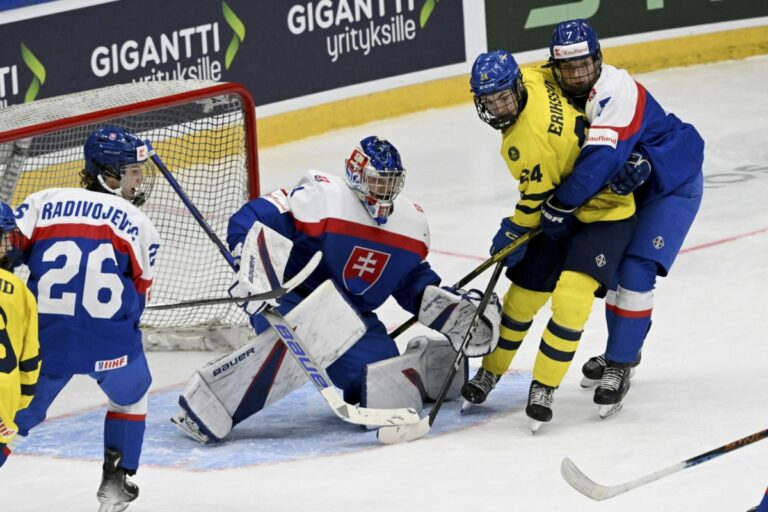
[0,80,259,351]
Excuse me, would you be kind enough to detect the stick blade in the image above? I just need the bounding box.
[377,417,431,445]
[560,457,615,501]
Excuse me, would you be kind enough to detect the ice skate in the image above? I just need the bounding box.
[526,380,555,434]
[461,367,500,405]
[580,351,641,388]
[97,449,138,512]
[594,361,632,418]
[171,408,211,444]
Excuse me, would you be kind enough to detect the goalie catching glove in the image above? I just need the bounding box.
[418,285,501,357]
[228,221,294,315]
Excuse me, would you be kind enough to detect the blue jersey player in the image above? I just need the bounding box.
[12,126,160,512]
[172,136,501,444]
[544,19,704,416]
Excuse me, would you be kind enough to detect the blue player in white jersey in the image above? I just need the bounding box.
[173,136,501,444]
[12,126,160,512]
[542,19,704,416]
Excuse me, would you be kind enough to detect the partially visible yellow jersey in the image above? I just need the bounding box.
[499,65,635,228]
[0,268,40,444]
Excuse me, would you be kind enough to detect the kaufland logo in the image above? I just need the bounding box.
[89,1,245,83]
[0,43,46,106]
[553,41,590,59]
[287,0,441,63]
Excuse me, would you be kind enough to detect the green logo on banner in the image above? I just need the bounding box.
[420,0,440,28]
[21,43,45,103]
[222,1,245,70]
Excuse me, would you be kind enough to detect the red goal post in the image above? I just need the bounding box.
[0,80,259,350]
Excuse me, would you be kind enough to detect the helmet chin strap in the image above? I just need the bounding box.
[97,174,126,199]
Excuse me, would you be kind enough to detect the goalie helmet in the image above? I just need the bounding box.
[83,126,156,206]
[0,201,22,270]
[549,19,603,100]
[469,50,527,131]
[345,136,405,225]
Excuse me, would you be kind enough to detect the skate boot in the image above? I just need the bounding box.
[461,368,500,408]
[594,361,632,418]
[525,380,555,433]
[580,351,642,388]
[97,449,139,512]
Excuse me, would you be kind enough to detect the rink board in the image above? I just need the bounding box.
[15,370,530,470]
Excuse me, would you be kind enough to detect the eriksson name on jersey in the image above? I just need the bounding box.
[41,200,141,241]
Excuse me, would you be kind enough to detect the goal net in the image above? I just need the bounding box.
[0,80,259,351]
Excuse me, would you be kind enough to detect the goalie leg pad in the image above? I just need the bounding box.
[362,336,467,411]
[176,280,365,442]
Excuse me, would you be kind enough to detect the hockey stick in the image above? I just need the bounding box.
[149,148,419,427]
[377,260,505,444]
[388,228,540,339]
[146,254,320,310]
[561,427,768,501]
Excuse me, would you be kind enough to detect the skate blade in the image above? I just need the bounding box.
[98,502,130,512]
[170,415,210,444]
[580,376,600,389]
[528,418,544,434]
[598,402,624,419]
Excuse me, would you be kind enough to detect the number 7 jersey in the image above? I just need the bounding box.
[14,188,160,375]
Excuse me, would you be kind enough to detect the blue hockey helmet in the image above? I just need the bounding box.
[83,126,155,206]
[469,50,527,131]
[345,136,405,225]
[548,19,603,99]
[0,201,22,270]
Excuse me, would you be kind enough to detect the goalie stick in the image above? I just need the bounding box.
[561,427,768,501]
[377,261,505,444]
[146,253,321,310]
[149,148,419,428]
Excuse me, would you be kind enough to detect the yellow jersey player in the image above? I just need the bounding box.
[462,50,637,432]
[0,200,40,467]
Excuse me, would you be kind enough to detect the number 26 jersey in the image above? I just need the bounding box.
[15,188,160,375]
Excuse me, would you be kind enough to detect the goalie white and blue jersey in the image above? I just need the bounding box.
[227,171,440,315]
[14,188,160,375]
[555,64,704,207]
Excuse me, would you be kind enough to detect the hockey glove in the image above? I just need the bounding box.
[610,152,652,195]
[541,195,577,241]
[418,285,501,357]
[490,217,530,269]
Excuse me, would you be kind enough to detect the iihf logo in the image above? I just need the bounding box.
[343,246,390,294]
[652,236,665,249]
[595,253,607,267]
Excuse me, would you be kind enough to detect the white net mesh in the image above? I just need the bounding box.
[0,81,258,350]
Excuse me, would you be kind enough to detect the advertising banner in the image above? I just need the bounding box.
[485,0,768,54]
[0,0,466,107]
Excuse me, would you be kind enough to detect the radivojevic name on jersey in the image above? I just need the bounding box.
[39,200,142,241]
